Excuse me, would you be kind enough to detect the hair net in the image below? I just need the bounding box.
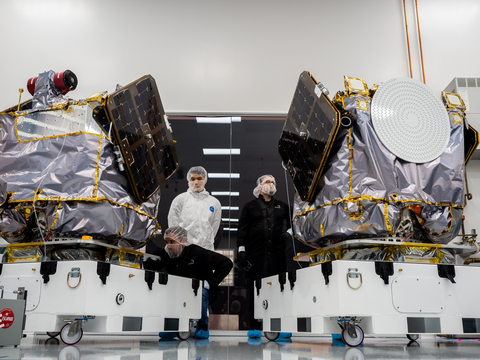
[164,226,190,258]
[187,166,208,181]
[187,166,208,192]
[164,226,189,243]
[253,174,277,198]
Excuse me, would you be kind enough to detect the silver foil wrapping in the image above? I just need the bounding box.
[293,93,464,247]
[0,177,6,206]
[32,70,69,110]
[0,103,160,245]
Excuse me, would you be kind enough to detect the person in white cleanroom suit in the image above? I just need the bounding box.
[168,166,221,251]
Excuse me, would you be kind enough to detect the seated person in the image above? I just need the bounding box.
[144,226,233,339]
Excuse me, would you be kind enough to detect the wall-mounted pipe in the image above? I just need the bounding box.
[415,0,426,84]
[403,0,413,78]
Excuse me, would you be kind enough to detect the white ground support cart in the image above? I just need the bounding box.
[0,239,201,345]
[255,238,480,346]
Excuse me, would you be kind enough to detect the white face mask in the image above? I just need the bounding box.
[188,175,206,193]
[261,182,277,196]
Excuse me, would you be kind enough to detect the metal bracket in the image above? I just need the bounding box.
[16,287,26,300]
[288,269,297,290]
[69,267,81,278]
[278,272,286,292]
[315,81,330,96]
[255,278,262,296]
[337,317,360,338]
[159,272,168,285]
[191,279,199,296]
[113,145,125,172]
[438,264,456,284]
[144,270,155,290]
[96,262,111,285]
[40,261,57,284]
[322,261,333,285]
[375,261,394,285]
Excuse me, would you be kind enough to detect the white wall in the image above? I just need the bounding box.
[1,0,479,114]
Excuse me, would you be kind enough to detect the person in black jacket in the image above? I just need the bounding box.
[144,226,233,339]
[236,174,291,338]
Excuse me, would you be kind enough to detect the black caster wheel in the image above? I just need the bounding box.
[407,334,419,341]
[264,331,280,341]
[177,330,191,340]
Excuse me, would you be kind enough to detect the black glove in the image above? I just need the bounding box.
[237,251,247,269]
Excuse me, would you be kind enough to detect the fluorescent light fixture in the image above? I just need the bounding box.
[211,191,240,196]
[221,206,239,210]
[209,173,240,178]
[196,117,242,123]
[222,218,239,222]
[223,228,238,231]
[203,149,240,155]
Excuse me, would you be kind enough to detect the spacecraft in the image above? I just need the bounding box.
[0,70,178,249]
[279,72,479,250]
[254,72,480,346]
[0,71,199,345]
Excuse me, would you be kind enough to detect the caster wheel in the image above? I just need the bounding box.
[407,334,419,341]
[177,331,191,340]
[46,331,60,338]
[341,325,364,347]
[264,331,280,341]
[60,323,83,345]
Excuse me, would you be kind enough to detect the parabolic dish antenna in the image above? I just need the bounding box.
[371,77,450,163]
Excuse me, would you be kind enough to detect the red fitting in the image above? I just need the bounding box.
[27,76,38,96]
[26,70,78,96]
[54,70,78,95]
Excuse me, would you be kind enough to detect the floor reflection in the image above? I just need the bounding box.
[5,334,480,360]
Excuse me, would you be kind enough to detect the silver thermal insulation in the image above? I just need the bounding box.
[292,84,466,247]
[0,103,160,245]
[0,177,6,206]
[32,70,70,110]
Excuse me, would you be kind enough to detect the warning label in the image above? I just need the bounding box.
[0,308,15,329]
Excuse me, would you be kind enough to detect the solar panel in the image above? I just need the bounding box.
[105,75,179,203]
[278,71,341,202]
[465,124,479,165]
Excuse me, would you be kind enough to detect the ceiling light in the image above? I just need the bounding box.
[211,191,239,196]
[203,149,240,155]
[223,228,238,231]
[222,206,239,210]
[222,218,239,222]
[196,117,242,123]
[209,173,240,178]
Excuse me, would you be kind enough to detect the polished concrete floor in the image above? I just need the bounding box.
[3,332,480,359]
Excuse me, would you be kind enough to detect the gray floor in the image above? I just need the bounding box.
[3,332,480,359]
